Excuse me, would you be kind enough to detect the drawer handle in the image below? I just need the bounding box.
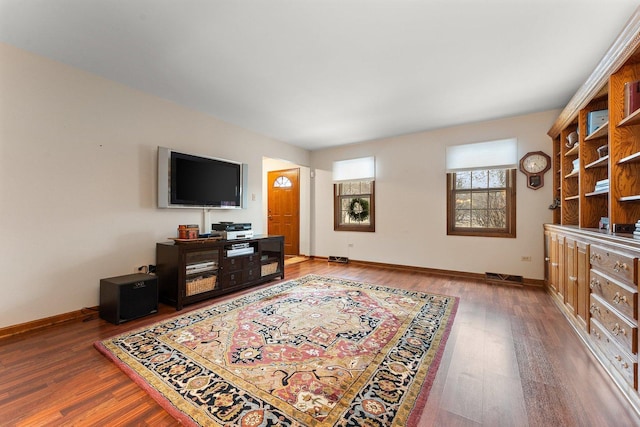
[589,278,600,290]
[569,276,577,282]
[593,331,601,339]
[612,323,626,336]
[613,292,628,305]
[613,261,629,273]
[551,262,559,268]
[545,257,550,262]
[622,362,629,369]
[615,355,623,362]
[590,304,601,315]
[590,253,602,262]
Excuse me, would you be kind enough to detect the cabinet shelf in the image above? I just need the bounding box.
[565,144,579,157]
[585,156,609,169]
[618,151,640,165]
[565,170,579,178]
[565,195,580,201]
[585,190,609,197]
[584,123,609,141]
[618,107,640,127]
[619,195,640,202]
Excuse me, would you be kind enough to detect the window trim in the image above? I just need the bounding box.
[446,168,516,238]
[334,181,375,232]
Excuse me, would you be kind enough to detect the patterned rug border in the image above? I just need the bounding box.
[94,274,459,426]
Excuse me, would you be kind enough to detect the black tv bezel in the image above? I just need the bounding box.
[157,147,246,209]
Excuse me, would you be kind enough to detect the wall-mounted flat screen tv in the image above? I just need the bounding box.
[158,146,247,209]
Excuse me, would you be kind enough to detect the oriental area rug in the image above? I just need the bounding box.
[95,274,458,426]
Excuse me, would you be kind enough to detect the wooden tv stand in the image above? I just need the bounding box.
[155,235,284,310]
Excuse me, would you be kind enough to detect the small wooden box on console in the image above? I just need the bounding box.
[155,235,284,310]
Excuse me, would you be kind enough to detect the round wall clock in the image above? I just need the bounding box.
[519,151,551,189]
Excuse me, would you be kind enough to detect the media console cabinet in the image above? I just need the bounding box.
[156,235,284,310]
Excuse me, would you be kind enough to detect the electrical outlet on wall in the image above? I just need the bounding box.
[521,256,532,262]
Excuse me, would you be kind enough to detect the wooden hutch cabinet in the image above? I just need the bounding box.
[156,235,284,310]
[545,7,640,415]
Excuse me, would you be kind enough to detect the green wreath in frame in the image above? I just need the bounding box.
[347,197,370,222]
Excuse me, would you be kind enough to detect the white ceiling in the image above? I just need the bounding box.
[1,0,639,150]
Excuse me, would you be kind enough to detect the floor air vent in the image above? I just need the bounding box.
[485,272,523,286]
[328,256,349,264]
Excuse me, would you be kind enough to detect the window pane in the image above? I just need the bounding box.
[488,190,506,209]
[471,170,488,189]
[488,209,506,228]
[455,171,471,189]
[471,192,488,209]
[472,210,488,227]
[455,209,471,227]
[456,192,471,209]
[341,197,351,210]
[360,181,371,194]
[489,169,506,188]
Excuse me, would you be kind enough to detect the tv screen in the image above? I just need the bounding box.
[158,147,246,209]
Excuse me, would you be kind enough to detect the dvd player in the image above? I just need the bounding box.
[222,229,254,240]
[212,222,252,231]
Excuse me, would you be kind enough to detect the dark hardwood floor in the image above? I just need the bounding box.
[1,260,639,426]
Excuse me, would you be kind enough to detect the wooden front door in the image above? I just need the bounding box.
[267,168,300,256]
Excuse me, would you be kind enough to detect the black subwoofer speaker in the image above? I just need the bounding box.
[99,273,158,325]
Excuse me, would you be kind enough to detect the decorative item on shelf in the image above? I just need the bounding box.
[594,178,609,193]
[548,197,561,210]
[566,131,579,148]
[178,224,199,239]
[599,217,609,231]
[571,158,580,173]
[625,79,640,117]
[634,220,640,239]
[613,223,636,233]
[597,144,608,158]
[347,197,370,222]
[587,109,608,135]
[518,151,551,189]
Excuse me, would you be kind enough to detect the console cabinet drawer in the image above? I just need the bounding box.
[222,256,244,272]
[590,270,637,321]
[590,294,637,354]
[222,271,244,288]
[591,319,637,389]
[222,254,260,273]
[590,244,637,287]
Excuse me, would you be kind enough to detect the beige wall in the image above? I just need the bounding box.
[310,109,559,280]
[0,43,309,328]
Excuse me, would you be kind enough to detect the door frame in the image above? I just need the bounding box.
[262,158,311,257]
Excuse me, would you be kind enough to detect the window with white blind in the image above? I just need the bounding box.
[446,139,517,238]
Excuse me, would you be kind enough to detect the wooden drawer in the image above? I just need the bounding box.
[590,244,637,287]
[590,270,638,322]
[590,294,637,354]
[245,254,260,269]
[222,254,260,272]
[221,271,244,288]
[591,319,637,389]
[222,256,244,272]
[245,266,260,281]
